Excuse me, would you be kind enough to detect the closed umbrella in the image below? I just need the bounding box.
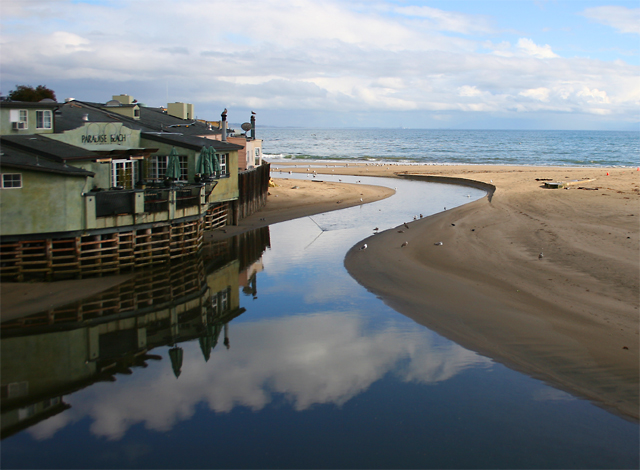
[203,146,214,177]
[165,147,181,180]
[211,148,222,176]
[196,147,207,176]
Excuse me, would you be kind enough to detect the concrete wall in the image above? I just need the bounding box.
[0,170,90,236]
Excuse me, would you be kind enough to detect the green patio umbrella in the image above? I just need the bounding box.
[165,147,181,180]
[211,147,222,176]
[203,146,214,176]
[196,147,207,176]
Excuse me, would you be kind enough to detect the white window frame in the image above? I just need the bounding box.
[219,153,228,176]
[111,159,139,189]
[36,110,52,129]
[149,155,188,182]
[2,173,22,189]
[9,109,28,129]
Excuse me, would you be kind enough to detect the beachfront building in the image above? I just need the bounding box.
[0,98,247,281]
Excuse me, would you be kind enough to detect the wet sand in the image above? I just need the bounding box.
[314,163,637,421]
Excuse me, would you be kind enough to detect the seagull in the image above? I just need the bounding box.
[539,251,544,260]
[251,111,256,115]
[401,241,409,248]
[360,244,368,250]
[374,227,379,232]
[360,198,363,202]
[434,241,443,246]
[404,222,409,229]
[397,230,404,233]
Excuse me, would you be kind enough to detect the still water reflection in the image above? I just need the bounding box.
[1,175,638,469]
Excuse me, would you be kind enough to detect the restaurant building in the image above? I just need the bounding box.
[0,97,258,281]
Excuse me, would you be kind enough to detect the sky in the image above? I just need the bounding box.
[1,0,638,130]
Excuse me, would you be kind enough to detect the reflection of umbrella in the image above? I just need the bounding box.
[199,335,211,362]
[199,323,223,362]
[165,147,181,180]
[168,346,184,378]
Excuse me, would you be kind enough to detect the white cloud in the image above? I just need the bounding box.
[581,6,640,35]
[516,38,559,59]
[28,311,489,441]
[519,87,551,102]
[393,5,495,35]
[1,0,638,128]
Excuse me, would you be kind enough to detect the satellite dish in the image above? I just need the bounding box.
[241,122,252,132]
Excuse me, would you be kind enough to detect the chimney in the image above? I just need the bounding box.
[221,108,227,141]
[250,113,256,140]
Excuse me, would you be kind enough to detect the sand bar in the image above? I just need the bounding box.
[302,163,637,421]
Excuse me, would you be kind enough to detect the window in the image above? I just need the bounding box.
[111,160,139,189]
[219,153,228,176]
[255,147,261,157]
[36,110,52,129]
[149,155,188,181]
[149,156,167,181]
[2,173,22,189]
[9,109,28,129]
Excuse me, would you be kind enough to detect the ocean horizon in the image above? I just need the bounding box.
[260,128,639,168]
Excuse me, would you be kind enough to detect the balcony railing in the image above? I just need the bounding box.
[87,181,212,217]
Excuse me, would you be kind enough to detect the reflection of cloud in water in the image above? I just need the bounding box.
[29,311,489,441]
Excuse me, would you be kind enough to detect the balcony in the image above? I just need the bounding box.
[84,181,218,230]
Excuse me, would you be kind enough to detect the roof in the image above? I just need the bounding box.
[55,100,223,138]
[0,143,95,177]
[141,132,244,152]
[0,100,59,110]
[1,135,103,162]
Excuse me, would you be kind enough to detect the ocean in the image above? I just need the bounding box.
[259,128,639,167]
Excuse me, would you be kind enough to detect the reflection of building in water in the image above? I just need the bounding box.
[0,227,270,439]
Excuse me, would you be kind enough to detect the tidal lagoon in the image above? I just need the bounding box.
[2,173,638,469]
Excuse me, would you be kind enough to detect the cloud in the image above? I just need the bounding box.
[581,6,640,35]
[1,0,638,128]
[516,38,558,59]
[28,311,489,441]
[393,5,496,35]
[519,87,551,102]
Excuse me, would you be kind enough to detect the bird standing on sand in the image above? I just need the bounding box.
[401,241,409,248]
[360,244,368,250]
[539,251,544,260]
[404,222,409,229]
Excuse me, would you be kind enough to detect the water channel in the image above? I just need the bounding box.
[1,174,638,469]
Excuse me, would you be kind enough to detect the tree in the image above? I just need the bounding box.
[7,85,57,102]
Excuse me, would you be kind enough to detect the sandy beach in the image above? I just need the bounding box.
[2,162,637,421]
[289,162,638,421]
